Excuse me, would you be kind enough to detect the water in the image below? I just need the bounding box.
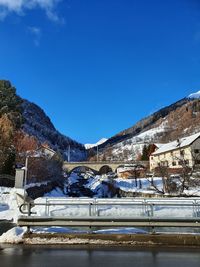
[0,245,200,267]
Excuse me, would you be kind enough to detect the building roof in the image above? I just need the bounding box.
[152,132,200,156]
[154,143,165,149]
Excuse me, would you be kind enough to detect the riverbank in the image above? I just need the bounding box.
[21,233,200,247]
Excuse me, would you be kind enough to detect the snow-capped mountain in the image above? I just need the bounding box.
[188,90,200,99]
[85,138,108,149]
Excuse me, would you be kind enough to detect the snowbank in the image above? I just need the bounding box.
[0,187,25,222]
[0,227,26,244]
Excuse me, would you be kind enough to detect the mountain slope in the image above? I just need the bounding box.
[22,99,87,161]
[96,92,200,161]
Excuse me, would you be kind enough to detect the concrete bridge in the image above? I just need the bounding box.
[63,161,149,174]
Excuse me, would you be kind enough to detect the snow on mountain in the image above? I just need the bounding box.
[188,91,200,99]
[85,138,108,149]
[98,94,200,160]
[136,120,168,140]
[108,122,168,161]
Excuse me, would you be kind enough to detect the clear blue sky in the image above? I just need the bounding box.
[0,0,200,144]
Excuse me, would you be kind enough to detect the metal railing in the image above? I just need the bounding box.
[19,197,200,218]
[17,197,200,232]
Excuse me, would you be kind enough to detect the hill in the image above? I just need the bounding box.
[95,92,200,161]
[22,99,86,161]
[0,80,86,176]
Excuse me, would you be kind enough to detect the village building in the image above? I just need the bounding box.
[35,145,56,159]
[150,132,200,172]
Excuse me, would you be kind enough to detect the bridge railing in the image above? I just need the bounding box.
[19,197,200,219]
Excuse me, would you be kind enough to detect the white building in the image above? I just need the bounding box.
[150,132,200,171]
[35,145,56,159]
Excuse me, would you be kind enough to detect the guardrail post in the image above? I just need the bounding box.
[150,204,154,217]
[150,226,156,235]
[89,203,92,216]
[27,202,32,234]
[94,198,97,216]
[27,203,31,216]
[45,198,47,216]
[146,203,154,217]
[143,199,148,215]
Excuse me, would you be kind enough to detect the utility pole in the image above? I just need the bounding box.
[97,145,99,162]
[68,144,70,162]
[22,156,29,203]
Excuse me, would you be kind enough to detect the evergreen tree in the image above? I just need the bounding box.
[0,80,23,174]
[0,80,22,129]
[141,145,149,160]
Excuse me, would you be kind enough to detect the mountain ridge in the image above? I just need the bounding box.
[95,92,200,161]
[21,99,87,161]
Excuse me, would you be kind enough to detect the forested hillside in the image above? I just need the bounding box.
[0,80,86,175]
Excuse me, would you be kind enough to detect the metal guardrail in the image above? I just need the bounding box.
[19,201,200,217]
[18,216,200,228]
[17,198,200,232]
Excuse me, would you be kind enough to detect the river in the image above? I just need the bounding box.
[0,245,200,267]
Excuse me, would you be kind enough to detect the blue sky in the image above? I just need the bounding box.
[0,0,200,144]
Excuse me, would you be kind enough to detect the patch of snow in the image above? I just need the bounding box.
[85,138,108,149]
[188,91,200,99]
[25,181,49,189]
[31,226,87,234]
[94,228,147,234]
[0,227,26,244]
[114,177,163,194]
[110,120,168,161]
[0,187,25,222]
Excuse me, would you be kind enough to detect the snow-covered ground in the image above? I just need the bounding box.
[1,171,200,243]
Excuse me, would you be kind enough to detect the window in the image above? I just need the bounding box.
[194,149,199,154]
[180,150,185,156]
[172,161,176,166]
[195,160,200,165]
[178,160,183,165]
[161,161,168,167]
[178,159,189,166]
[151,157,154,160]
